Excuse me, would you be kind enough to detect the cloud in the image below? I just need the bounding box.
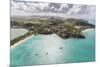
[57,4,68,11]
[67,4,95,16]
[67,5,85,14]
[11,0,95,19]
[38,3,49,10]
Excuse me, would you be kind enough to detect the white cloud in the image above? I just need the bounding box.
[57,4,68,11]
[67,4,95,17]
[67,5,83,14]
[11,1,49,14]
[11,1,38,15]
[87,6,95,15]
[11,0,95,19]
[11,1,19,9]
[38,3,49,10]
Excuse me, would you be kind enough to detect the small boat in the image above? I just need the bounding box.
[35,53,39,55]
[59,47,63,49]
[45,52,48,55]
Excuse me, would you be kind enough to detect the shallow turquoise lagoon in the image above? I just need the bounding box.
[11,29,95,66]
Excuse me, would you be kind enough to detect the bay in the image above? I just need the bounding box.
[10,29,95,66]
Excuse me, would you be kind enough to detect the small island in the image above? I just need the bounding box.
[11,17,95,46]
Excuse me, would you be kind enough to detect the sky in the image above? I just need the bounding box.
[11,0,95,19]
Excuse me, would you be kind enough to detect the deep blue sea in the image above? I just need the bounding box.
[10,28,95,66]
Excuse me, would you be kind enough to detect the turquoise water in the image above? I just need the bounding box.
[10,29,95,66]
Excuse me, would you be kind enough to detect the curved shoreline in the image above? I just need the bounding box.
[82,28,94,33]
[11,35,34,49]
[11,28,95,49]
[11,28,28,40]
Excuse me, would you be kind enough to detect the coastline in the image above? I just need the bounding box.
[82,28,94,33]
[11,28,95,49]
[11,35,34,49]
[11,28,28,40]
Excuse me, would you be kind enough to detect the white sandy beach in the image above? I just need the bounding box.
[82,28,94,33]
[11,35,34,49]
[11,28,28,40]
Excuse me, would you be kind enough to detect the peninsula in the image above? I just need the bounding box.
[11,17,95,46]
